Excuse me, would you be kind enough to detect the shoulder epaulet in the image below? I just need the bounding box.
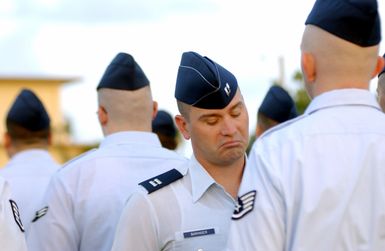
[139,169,183,194]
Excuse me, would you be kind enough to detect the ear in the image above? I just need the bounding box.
[152,101,158,120]
[47,132,53,146]
[175,115,191,140]
[255,124,263,138]
[3,132,11,149]
[97,106,108,126]
[371,56,385,78]
[301,52,316,82]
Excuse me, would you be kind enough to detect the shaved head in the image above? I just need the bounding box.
[301,25,380,96]
[98,86,154,132]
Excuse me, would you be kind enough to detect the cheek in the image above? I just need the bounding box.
[238,115,250,136]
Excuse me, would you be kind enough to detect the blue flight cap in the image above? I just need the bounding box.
[6,89,50,131]
[305,0,381,47]
[258,85,298,123]
[175,51,238,109]
[97,52,150,90]
[379,53,385,77]
[152,110,177,138]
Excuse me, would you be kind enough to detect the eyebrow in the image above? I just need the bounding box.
[198,101,244,120]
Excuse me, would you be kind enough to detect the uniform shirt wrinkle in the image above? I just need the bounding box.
[190,156,217,203]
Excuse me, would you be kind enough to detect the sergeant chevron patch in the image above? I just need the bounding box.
[32,206,49,222]
[231,190,257,220]
[9,200,25,232]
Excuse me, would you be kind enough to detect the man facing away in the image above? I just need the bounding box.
[227,0,385,250]
[111,51,249,251]
[0,88,59,233]
[255,85,297,138]
[27,52,187,251]
[152,109,180,150]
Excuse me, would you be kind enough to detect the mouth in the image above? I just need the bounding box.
[220,140,243,148]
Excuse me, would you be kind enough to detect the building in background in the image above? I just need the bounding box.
[0,76,95,166]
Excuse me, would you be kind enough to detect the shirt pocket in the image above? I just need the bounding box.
[171,227,226,251]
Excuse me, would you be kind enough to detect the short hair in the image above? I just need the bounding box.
[6,120,50,145]
[257,112,279,133]
[156,134,179,150]
[176,100,191,122]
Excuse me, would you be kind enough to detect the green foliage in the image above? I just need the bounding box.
[292,70,311,115]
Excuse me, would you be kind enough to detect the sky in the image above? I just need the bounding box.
[1,0,385,156]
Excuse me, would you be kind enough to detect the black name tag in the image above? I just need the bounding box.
[183,228,215,238]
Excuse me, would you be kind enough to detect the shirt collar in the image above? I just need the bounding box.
[8,149,55,165]
[305,89,381,115]
[189,156,217,203]
[99,131,162,148]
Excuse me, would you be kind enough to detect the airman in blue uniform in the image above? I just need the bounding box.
[111,51,250,251]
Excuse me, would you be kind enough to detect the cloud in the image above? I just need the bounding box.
[6,0,219,23]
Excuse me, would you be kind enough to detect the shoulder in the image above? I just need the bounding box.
[59,148,98,170]
[138,168,185,194]
[261,114,307,139]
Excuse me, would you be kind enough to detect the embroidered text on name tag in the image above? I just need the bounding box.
[183,228,215,238]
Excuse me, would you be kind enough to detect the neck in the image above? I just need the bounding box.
[202,156,245,199]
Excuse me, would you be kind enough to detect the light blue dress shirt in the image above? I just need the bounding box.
[0,149,59,232]
[27,131,187,251]
[227,89,385,251]
[111,155,237,251]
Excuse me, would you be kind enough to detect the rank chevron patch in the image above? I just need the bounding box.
[32,206,49,223]
[9,200,25,232]
[231,190,257,220]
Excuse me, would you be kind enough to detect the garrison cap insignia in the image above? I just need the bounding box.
[231,190,257,220]
[139,169,183,194]
[32,206,49,223]
[9,200,25,232]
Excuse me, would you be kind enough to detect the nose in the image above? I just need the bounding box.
[220,117,237,136]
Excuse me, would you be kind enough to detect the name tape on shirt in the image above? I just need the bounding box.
[183,228,215,238]
[231,190,257,220]
[9,200,25,232]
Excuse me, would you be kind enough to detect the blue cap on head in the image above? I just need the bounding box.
[97,52,150,90]
[152,110,177,138]
[6,89,50,131]
[379,53,385,77]
[258,85,297,123]
[305,0,381,47]
[175,51,238,109]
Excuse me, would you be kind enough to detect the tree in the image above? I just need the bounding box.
[292,70,311,115]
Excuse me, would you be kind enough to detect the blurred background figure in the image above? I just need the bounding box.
[256,85,298,137]
[0,88,60,233]
[247,85,298,154]
[27,52,187,251]
[376,53,385,111]
[152,109,179,150]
